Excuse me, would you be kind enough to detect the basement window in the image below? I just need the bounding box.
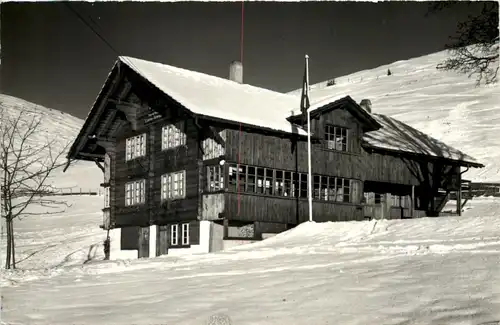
[162,122,187,150]
[161,170,186,200]
[125,134,147,161]
[325,125,348,152]
[170,223,190,247]
[125,179,146,206]
[171,224,178,246]
[207,165,224,192]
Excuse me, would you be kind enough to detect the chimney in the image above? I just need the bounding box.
[229,60,243,84]
[359,99,372,113]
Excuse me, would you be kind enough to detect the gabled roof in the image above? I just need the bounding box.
[119,56,307,136]
[288,95,382,132]
[364,114,483,167]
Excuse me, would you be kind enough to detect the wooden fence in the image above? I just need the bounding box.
[10,187,103,198]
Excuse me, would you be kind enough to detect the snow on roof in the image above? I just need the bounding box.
[365,114,481,166]
[118,56,307,136]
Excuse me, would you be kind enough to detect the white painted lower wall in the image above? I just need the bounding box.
[167,220,211,256]
[148,225,157,258]
[108,228,138,260]
[108,221,272,260]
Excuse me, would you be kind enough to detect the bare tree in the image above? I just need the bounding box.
[429,2,499,85]
[1,104,71,269]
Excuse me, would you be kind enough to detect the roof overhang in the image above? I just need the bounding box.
[364,144,485,169]
[66,60,124,163]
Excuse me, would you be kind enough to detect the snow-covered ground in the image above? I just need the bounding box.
[289,49,500,182]
[2,197,500,325]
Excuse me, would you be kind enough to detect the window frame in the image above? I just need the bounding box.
[125,134,147,161]
[162,122,187,151]
[324,124,349,152]
[171,224,179,246]
[206,165,224,192]
[170,223,190,247]
[124,179,146,206]
[161,170,186,201]
[225,163,358,204]
[181,223,190,245]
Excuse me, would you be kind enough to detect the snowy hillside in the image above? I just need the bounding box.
[289,49,500,182]
[0,93,102,190]
[2,196,500,325]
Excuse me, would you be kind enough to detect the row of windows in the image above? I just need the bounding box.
[125,123,350,162]
[171,223,189,246]
[364,192,412,209]
[125,171,187,206]
[125,123,187,161]
[223,164,360,203]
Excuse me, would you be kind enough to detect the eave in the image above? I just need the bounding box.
[364,144,485,169]
[67,60,123,162]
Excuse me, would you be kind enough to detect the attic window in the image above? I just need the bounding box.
[324,125,348,152]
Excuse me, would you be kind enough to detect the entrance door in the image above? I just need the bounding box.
[138,227,150,258]
[156,225,169,256]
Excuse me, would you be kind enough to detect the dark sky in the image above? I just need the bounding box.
[1,1,486,119]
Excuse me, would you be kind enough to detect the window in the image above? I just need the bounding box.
[104,187,110,208]
[325,125,348,152]
[264,169,273,195]
[170,223,190,246]
[171,224,178,246]
[225,163,357,203]
[125,134,147,161]
[162,122,187,150]
[391,195,409,208]
[247,167,256,193]
[207,166,224,192]
[299,173,308,198]
[125,179,146,206]
[283,172,293,197]
[162,171,186,200]
[256,168,265,194]
[228,164,245,192]
[181,223,190,245]
[274,171,284,196]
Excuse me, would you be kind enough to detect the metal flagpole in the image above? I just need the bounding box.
[305,55,313,223]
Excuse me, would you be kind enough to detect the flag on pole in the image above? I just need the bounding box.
[300,55,310,126]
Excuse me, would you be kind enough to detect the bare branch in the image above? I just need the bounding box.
[1,102,72,269]
[434,2,499,85]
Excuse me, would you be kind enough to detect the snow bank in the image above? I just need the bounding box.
[2,197,500,325]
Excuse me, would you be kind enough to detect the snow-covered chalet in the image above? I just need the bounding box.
[66,57,483,259]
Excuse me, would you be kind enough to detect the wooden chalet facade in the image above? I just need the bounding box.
[66,57,484,259]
